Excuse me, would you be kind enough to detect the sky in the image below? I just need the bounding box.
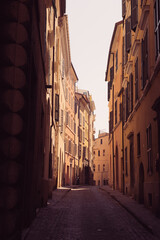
[66,0,122,137]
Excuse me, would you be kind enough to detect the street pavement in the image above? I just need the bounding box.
[23,186,160,240]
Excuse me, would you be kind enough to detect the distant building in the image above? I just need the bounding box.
[93,132,109,186]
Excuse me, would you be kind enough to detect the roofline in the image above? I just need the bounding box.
[105,20,123,82]
[71,63,79,81]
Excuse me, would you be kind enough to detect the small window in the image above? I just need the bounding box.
[103,150,105,156]
[103,164,105,172]
[93,164,95,172]
[115,100,117,124]
[137,132,141,156]
[116,50,118,71]
[98,150,100,156]
[98,165,100,171]
[93,151,95,155]
[100,139,103,144]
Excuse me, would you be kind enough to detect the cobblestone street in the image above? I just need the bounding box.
[24,186,159,240]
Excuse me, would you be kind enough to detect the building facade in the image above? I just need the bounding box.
[106,0,160,215]
[93,132,109,186]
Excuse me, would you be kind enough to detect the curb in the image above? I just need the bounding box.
[99,187,154,236]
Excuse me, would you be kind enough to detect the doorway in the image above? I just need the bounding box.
[139,163,144,204]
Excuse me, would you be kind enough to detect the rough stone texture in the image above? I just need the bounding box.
[2,137,22,159]
[24,186,159,240]
[0,67,26,89]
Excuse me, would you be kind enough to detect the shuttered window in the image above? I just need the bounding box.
[109,111,113,133]
[66,111,68,125]
[141,30,148,89]
[115,100,117,124]
[154,0,160,58]
[110,66,114,86]
[55,94,59,121]
[131,0,138,31]
[135,58,139,102]
[125,17,131,53]
[116,50,118,71]
[78,144,81,158]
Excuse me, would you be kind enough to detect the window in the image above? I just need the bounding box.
[135,58,139,102]
[125,17,131,53]
[83,116,85,128]
[116,50,118,71]
[103,164,105,172]
[110,66,114,86]
[93,151,95,155]
[103,150,105,156]
[109,111,113,133]
[115,100,117,124]
[100,139,103,144]
[146,124,152,173]
[98,165,100,171]
[98,150,100,156]
[93,164,95,172]
[125,147,128,176]
[137,132,141,156]
[141,30,148,89]
[131,0,138,31]
[154,0,160,58]
[55,94,59,122]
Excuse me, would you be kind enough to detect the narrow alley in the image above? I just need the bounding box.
[24,186,159,240]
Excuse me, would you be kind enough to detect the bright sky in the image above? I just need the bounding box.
[66,0,122,137]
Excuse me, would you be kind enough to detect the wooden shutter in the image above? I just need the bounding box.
[110,111,113,132]
[131,0,138,31]
[116,50,118,71]
[55,94,59,121]
[115,101,117,124]
[110,66,114,85]
[125,17,131,53]
[122,0,126,17]
[141,30,148,89]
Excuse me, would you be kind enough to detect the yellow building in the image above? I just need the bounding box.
[106,0,160,215]
[93,132,109,186]
[64,63,78,185]
[75,90,95,185]
[105,20,123,191]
